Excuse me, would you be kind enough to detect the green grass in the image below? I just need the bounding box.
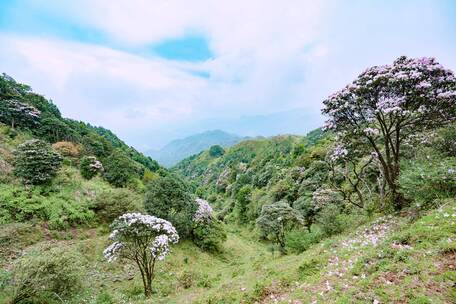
[1,200,454,303]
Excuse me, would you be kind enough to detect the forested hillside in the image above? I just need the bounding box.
[1,56,456,304]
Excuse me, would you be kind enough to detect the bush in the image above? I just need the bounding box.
[316,204,344,237]
[400,157,456,209]
[8,244,85,304]
[80,156,104,179]
[13,139,62,184]
[192,219,227,252]
[92,188,142,223]
[209,145,225,157]
[103,152,139,187]
[285,228,324,253]
[144,175,196,238]
[51,141,81,158]
[0,184,94,229]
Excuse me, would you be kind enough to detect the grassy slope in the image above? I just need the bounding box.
[1,201,454,304]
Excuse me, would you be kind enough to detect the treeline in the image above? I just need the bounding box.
[0,73,159,188]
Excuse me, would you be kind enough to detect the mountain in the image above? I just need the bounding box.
[147,130,244,167]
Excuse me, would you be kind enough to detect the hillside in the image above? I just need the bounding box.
[147,130,244,167]
[1,199,454,303]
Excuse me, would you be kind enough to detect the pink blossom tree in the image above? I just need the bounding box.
[323,56,456,210]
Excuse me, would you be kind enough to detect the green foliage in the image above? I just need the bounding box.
[103,152,139,187]
[144,175,196,238]
[13,139,62,184]
[80,156,103,180]
[234,185,252,224]
[192,219,227,252]
[256,201,304,252]
[316,204,345,236]
[92,188,142,223]
[0,183,95,229]
[208,145,225,157]
[285,228,324,253]
[400,156,456,209]
[8,244,85,304]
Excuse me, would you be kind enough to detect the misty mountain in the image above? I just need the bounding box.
[146,130,244,167]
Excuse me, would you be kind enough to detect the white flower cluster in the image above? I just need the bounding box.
[328,144,348,162]
[103,213,179,262]
[193,198,213,223]
[363,127,380,137]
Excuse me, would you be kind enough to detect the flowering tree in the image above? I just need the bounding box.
[103,213,179,297]
[79,156,104,179]
[0,99,41,129]
[192,198,227,252]
[323,56,456,210]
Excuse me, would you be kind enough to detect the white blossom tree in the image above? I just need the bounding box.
[322,56,456,210]
[0,99,41,129]
[103,213,179,298]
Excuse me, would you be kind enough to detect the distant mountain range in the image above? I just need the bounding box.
[146,130,244,167]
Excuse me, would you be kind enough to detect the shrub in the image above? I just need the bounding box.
[13,139,62,184]
[144,175,196,238]
[80,156,104,179]
[103,152,138,187]
[51,141,81,158]
[285,228,324,253]
[193,219,227,252]
[400,157,456,209]
[209,145,225,157]
[0,184,94,229]
[9,244,85,304]
[92,188,142,223]
[316,204,345,236]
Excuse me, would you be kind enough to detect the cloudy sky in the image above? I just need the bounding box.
[0,0,455,150]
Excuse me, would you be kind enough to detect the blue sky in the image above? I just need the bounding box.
[0,0,455,149]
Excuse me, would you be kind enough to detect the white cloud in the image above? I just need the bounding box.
[0,0,455,150]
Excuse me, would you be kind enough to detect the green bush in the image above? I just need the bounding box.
[92,188,141,223]
[144,175,196,238]
[192,219,227,252]
[285,228,324,253]
[400,157,456,209]
[8,244,86,304]
[316,204,345,237]
[13,139,62,185]
[103,151,139,187]
[209,145,225,157]
[0,184,94,229]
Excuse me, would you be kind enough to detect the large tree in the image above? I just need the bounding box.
[322,56,456,210]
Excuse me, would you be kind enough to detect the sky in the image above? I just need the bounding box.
[0,0,455,150]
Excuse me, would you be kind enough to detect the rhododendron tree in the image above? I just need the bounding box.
[192,198,227,252]
[323,56,456,209]
[103,213,179,297]
[0,99,41,129]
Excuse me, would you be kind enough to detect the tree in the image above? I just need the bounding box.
[144,175,196,238]
[209,145,225,157]
[103,152,138,187]
[192,198,227,252]
[322,56,456,210]
[103,213,179,298]
[13,139,62,184]
[80,156,104,179]
[256,201,304,253]
[0,99,41,129]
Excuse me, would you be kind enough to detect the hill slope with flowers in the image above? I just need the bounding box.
[1,55,456,304]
